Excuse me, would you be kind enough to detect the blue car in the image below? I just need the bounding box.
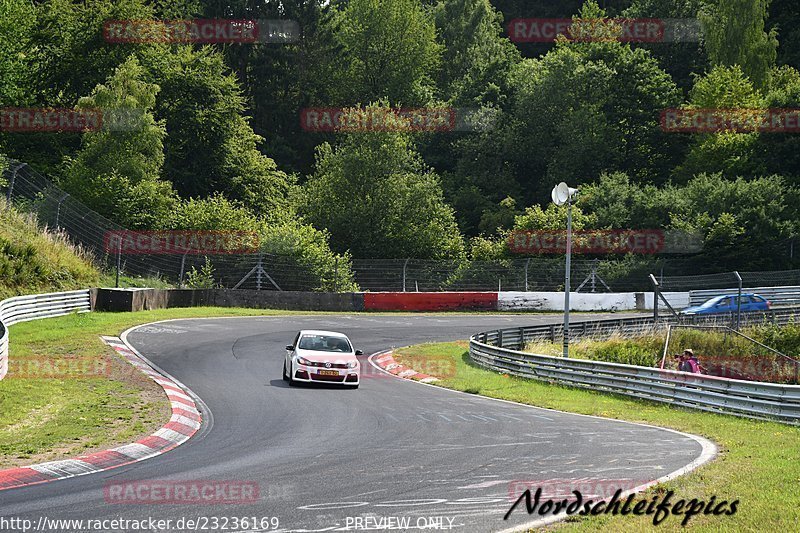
[680,293,771,315]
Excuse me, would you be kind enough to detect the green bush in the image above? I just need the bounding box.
[0,198,100,298]
[525,322,800,379]
[185,257,216,289]
[525,333,662,367]
[167,195,357,292]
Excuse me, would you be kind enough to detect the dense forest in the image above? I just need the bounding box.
[1,0,799,282]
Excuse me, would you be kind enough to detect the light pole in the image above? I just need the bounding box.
[552,182,578,358]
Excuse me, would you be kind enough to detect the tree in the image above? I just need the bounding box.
[136,46,292,217]
[3,0,158,177]
[168,194,260,231]
[0,0,36,107]
[580,171,799,270]
[423,0,521,237]
[185,257,217,289]
[440,143,522,237]
[32,0,154,105]
[419,0,520,235]
[623,0,708,90]
[489,0,631,59]
[768,0,800,68]
[432,0,520,106]
[699,0,778,90]
[669,173,798,269]
[577,172,682,229]
[754,65,800,183]
[476,196,521,236]
[259,213,359,292]
[513,203,595,232]
[507,1,684,203]
[327,0,442,106]
[61,57,177,228]
[675,65,765,180]
[302,105,465,260]
[0,0,61,174]
[466,198,596,261]
[199,1,342,175]
[166,192,357,291]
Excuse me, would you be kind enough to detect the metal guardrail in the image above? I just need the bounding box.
[689,286,800,307]
[470,307,800,424]
[0,290,92,380]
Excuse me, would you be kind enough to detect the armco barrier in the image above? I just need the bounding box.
[470,307,800,424]
[0,290,93,380]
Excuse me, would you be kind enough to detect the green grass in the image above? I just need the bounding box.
[393,342,800,532]
[0,198,101,300]
[0,306,344,467]
[98,273,176,289]
[525,324,800,384]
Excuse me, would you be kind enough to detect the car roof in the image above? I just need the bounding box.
[298,330,350,338]
[703,293,762,305]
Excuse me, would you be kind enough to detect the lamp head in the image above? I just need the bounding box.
[552,182,578,206]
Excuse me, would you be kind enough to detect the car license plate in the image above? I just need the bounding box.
[318,370,338,376]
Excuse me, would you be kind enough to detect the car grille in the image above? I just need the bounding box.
[311,373,346,382]
[306,361,349,369]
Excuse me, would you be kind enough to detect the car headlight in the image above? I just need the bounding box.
[347,361,358,369]
[297,356,311,366]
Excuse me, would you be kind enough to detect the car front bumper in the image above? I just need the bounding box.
[293,364,359,385]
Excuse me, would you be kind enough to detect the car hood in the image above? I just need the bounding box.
[680,306,705,314]
[295,348,357,362]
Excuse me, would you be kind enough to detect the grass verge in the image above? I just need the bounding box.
[0,198,100,300]
[98,273,176,289]
[0,306,339,468]
[393,342,800,532]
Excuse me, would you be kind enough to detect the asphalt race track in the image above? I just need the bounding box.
[0,314,712,532]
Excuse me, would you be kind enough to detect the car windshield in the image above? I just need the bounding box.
[298,335,352,352]
[701,297,726,308]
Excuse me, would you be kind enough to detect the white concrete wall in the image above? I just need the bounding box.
[498,291,689,312]
[644,291,691,311]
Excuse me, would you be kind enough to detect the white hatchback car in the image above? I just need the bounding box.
[282,330,362,388]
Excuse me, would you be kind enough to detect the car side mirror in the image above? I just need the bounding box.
[285,345,294,351]
[354,349,363,356]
